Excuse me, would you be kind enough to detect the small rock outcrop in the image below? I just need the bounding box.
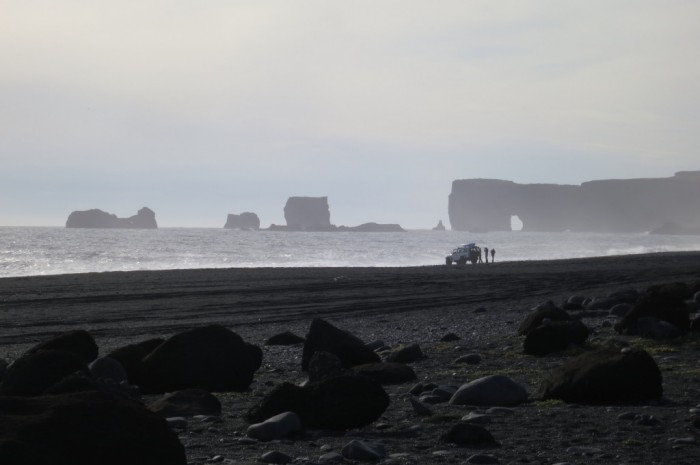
[224,212,260,230]
[66,207,158,229]
[433,220,446,231]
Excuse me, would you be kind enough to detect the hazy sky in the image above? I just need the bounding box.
[2,1,699,228]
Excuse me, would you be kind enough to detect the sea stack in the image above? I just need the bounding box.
[283,197,332,231]
[224,212,260,230]
[66,207,158,229]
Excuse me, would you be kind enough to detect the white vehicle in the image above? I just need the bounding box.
[445,243,481,265]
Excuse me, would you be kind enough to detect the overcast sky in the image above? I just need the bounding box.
[2,1,698,228]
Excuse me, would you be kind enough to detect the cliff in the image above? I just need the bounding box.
[448,171,700,233]
[224,212,260,230]
[66,207,158,229]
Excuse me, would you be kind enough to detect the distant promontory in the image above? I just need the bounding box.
[448,171,700,233]
[66,207,158,229]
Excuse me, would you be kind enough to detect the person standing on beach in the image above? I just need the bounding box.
[484,247,489,264]
[491,248,496,263]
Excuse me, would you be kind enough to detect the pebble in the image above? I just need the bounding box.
[668,437,696,445]
[618,411,637,420]
[462,412,492,424]
[166,417,188,429]
[566,446,602,455]
[319,451,344,462]
[466,454,499,464]
[455,353,482,365]
[486,407,516,416]
[341,440,386,461]
[409,398,433,416]
[247,411,302,441]
[260,451,293,463]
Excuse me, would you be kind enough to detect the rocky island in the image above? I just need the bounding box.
[449,171,700,233]
[66,207,158,229]
[224,212,260,230]
[267,196,405,232]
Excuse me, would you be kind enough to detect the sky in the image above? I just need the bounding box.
[1,1,699,228]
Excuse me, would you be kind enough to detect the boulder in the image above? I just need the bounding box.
[386,343,424,363]
[517,304,572,336]
[302,318,380,371]
[148,389,222,417]
[0,349,88,396]
[0,391,186,464]
[24,329,98,365]
[441,423,499,447]
[247,375,390,430]
[89,357,129,384]
[224,212,260,230]
[449,375,528,407]
[66,207,157,229]
[539,348,662,404]
[637,317,683,340]
[138,325,260,394]
[265,331,305,346]
[615,290,689,335]
[523,320,589,355]
[308,351,348,383]
[107,338,165,385]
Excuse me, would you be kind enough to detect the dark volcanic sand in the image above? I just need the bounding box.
[2,252,700,464]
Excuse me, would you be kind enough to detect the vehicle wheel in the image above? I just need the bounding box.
[446,258,452,266]
[457,257,467,266]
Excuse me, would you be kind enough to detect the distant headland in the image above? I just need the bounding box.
[449,171,700,233]
[66,207,157,229]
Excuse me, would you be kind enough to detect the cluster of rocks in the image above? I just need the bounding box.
[3,280,700,464]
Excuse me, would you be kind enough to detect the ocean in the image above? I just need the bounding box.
[1,227,699,278]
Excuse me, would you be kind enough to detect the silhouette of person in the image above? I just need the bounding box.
[491,248,496,263]
[477,247,483,263]
[484,247,489,264]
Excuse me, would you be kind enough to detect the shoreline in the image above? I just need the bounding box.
[2,251,700,463]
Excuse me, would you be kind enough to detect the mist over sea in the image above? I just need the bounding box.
[2,227,700,278]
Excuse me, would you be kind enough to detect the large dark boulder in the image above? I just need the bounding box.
[247,375,390,430]
[224,212,260,230]
[107,338,165,385]
[615,289,689,335]
[302,318,380,371]
[25,330,98,365]
[539,348,662,404]
[0,350,88,396]
[523,320,589,356]
[66,207,157,229]
[517,303,572,336]
[138,325,260,394]
[0,391,186,465]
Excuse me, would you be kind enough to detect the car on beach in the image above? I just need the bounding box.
[445,243,481,265]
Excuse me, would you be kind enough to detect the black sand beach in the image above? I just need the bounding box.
[2,252,700,464]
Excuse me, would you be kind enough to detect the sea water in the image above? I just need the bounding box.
[1,227,699,278]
